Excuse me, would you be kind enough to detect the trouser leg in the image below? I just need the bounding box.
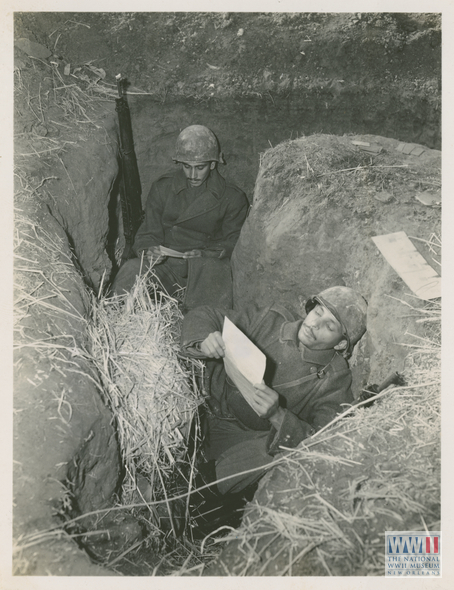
[188,459,258,539]
[201,413,274,495]
[152,259,187,297]
[110,257,145,295]
[215,435,274,495]
[110,257,187,297]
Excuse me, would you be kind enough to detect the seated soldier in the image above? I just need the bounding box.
[111,125,249,310]
[180,286,368,499]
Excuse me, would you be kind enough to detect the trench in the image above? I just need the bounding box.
[98,90,440,287]
[15,84,440,576]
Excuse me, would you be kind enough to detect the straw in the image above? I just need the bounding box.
[86,270,206,525]
[13,204,211,571]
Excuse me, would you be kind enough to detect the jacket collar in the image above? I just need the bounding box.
[280,320,338,365]
[172,167,225,199]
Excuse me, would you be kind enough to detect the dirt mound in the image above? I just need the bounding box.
[232,134,441,388]
[13,202,122,574]
[207,328,440,575]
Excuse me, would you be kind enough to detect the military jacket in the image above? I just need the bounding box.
[133,168,249,258]
[181,303,354,455]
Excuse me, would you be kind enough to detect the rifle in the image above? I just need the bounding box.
[115,74,144,265]
[359,371,406,407]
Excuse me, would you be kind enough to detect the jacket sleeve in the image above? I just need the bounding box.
[266,369,353,455]
[180,302,270,356]
[133,181,166,256]
[180,305,228,356]
[205,189,249,258]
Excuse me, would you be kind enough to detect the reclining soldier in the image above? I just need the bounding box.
[181,286,368,502]
[111,125,249,310]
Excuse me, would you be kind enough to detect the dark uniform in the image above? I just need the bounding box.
[181,303,354,494]
[112,167,248,308]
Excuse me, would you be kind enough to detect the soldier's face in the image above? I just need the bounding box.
[298,304,346,350]
[182,161,214,186]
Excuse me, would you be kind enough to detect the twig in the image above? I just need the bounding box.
[105,537,146,567]
[56,155,78,196]
[408,235,441,249]
[318,164,408,177]
[30,176,58,195]
[279,542,319,576]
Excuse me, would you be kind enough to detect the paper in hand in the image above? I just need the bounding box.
[222,316,266,414]
[159,246,186,258]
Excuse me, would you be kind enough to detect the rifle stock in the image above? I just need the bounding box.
[115,75,144,265]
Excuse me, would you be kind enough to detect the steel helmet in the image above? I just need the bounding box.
[305,286,368,356]
[172,125,223,163]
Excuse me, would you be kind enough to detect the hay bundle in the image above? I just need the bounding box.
[88,272,205,502]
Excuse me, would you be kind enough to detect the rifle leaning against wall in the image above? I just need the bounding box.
[115,74,144,266]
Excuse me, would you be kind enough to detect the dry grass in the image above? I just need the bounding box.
[258,134,441,214]
[86,273,206,532]
[14,218,440,576]
[14,55,116,177]
[14,210,440,575]
[13,159,441,575]
[13,202,87,349]
[13,210,216,572]
[14,50,441,574]
[13,181,215,571]
[13,202,95,574]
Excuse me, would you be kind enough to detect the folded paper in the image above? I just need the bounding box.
[222,316,267,414]
[372,231,441,300]
[159,246,186,258]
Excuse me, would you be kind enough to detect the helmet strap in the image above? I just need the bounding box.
[334,339,348,352]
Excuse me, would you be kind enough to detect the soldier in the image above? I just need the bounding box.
[181,286,368,498]
[112,125,249,309]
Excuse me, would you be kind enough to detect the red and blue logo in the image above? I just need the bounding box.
[387,534,440,555]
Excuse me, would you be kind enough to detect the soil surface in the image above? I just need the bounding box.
[12,11,441,578]
[15,12,441,151]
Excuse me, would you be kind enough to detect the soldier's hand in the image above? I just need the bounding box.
[200,331,226,358]
[250,382,281,420]
[183,249,202,259]
[201,249,227,259]
[147,246,166,265]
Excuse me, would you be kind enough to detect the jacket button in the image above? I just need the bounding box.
[310,366,317,373]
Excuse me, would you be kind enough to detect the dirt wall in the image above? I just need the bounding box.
[13,203,122,574]
[232,134,441,388]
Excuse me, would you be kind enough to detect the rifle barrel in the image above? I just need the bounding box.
[116,74,123,98]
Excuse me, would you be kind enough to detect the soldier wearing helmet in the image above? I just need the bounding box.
[111,125,249,309]
[180,286,367,506]
[302,286,368,359]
